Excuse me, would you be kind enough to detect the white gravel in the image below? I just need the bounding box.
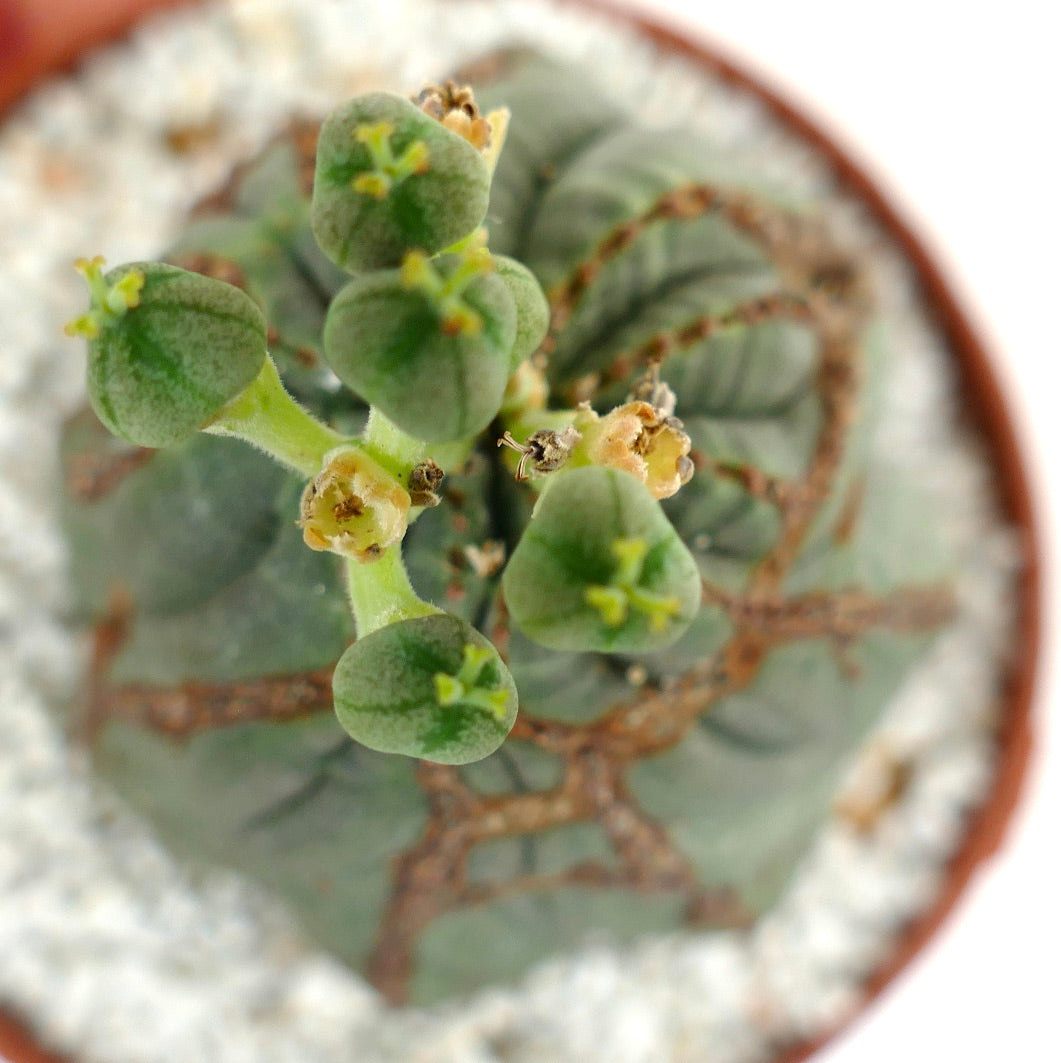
[0,1,1020,1061]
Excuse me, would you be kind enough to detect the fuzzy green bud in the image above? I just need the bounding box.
[502,466,701,652]
[323,250,516,443]
[332,614,518,764]
[311,92,491,272]
[493,254,550,369]
[67,258,266,448]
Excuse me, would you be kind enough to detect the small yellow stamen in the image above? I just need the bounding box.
[584,585,628,627]
[64,256,144,339]
[351,120,431,200]
[399,246,492,337]
[433,643,508,719]
[584,536,682,632]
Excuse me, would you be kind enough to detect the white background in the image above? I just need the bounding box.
[631,1,1058,1060]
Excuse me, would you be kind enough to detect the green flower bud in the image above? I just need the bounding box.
[502,466,701,652]
[323,250,516,443]
[332,614,518,764]
[67,258,266,448]
[311,92,491,272]
[493,254,550,369]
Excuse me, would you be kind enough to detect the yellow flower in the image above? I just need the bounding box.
[299,446,410,562]
[572,400,694,500]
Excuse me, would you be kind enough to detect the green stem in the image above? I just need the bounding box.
[345,549,441,638]
[360,407,429,477]
[341,409,478,640]
[504,407,578,444]
[205,355,343,476]
[360,407,472,481]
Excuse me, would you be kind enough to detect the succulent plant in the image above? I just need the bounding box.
[62,55,956,1004]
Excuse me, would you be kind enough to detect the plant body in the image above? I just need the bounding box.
[63,56,955,1001]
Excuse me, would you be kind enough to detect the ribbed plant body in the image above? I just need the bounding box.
[62,56,956,1003]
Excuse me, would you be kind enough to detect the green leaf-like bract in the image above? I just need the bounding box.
[86,263,266,447]
[332,614,518,764]
[322,260,516,442]
[493,255,550,369]
[311,93,490,272]
[502,467,701,652]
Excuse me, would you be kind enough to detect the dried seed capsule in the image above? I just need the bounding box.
[497,425,581,481]
[68,258,266,448]
[408,459,445,507]
[323,251,516,443]
[311,92,491,272]
[501,466,701,652]
[331,613,518,764]
[416,81,494,151]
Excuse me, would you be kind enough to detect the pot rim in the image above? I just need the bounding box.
[0,2,1042,1060]
[0,0,194,114]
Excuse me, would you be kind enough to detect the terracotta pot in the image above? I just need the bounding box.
[0,0,196,114]
[0,1,1041,1060]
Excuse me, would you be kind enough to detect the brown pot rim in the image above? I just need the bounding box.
[0,0,195,115]
[0,2,1042,1061]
